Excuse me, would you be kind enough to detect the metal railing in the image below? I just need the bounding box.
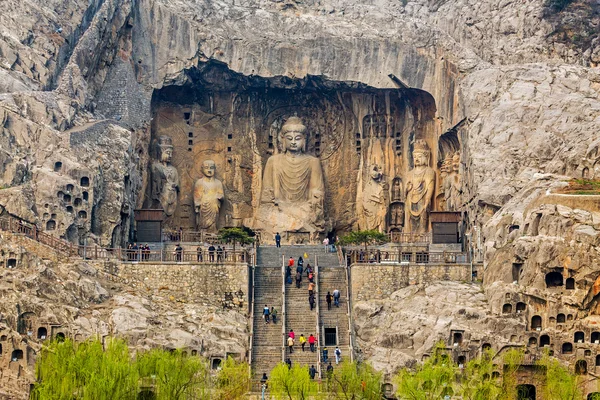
[315,253,322,378]
[281,253,287,364]
[338,246,355,363]
[387,231,432,244]
[346,250,468,265]
[161,230,221,243]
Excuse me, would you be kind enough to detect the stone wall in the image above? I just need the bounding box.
[114,262,250,309]
[350,263,472,301]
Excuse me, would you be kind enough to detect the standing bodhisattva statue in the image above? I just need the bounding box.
[404,139,436,233]
[194,160,224,233]
[151,136,179,216]
[255,116,325,241]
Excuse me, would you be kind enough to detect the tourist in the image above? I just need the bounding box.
[285,358,292,369]
[298,256,304,269]
[289,329,295,339]
[326,291,332,310]
[275,232,281,248]
[127,243,133,261]
[308,334,316,352]
[132,243,139,261]
[260,372,268,387]
[323,237,329,251]
[296,260,303,275]
[306,264,313,277]
[327,362,333,377]
[216,245,223,262]
[271,306,278,324]
[309,365,317,379]
[174,243,183,262]
[335,347,341,364]
[308,271,314,283]
[286,265,292,284]
[287,335,294,353]
[322,347,329,363]
[263,304,270,323]
[208,244,215,262]
[288,256,294,268]
[309,293,315,311]
[333,289,340,307]
[299,334,307,351]
[295,271,302,288]
[197,245,203,262]
[308,281,315,296]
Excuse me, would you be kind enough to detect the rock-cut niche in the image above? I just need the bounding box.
[145,62,438,240]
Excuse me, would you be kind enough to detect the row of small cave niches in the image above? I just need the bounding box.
[44,174,91,231]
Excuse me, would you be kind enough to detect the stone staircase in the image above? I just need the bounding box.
[251,247,285,379]
[283,246,321,369]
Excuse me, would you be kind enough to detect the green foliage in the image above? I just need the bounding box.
[32,338,251,400]
[136,348,210,400]
[32,338,139,400]
[326,360,383,399]
[395,343,457,400]
[269,363,320,400]
[536,353,582,400]
[458,350,503,400]
[214,356,250,400]
[339,229,388,251]
[218,227,254,252]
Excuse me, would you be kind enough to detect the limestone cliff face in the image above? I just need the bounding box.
[0,0,599,394]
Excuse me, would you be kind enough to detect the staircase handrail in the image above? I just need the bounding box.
[247,244,257,382]
[338,245,355,362]
[281,253,286,363]
[315,253,322,378]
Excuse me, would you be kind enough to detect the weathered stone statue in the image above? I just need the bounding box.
[358,165,387,232]
[151,136,179,216]
[404,139,435,233]
[193,160,224,232]
[389,202,404,229]
[255,116,325,242]
[391,177,403,202]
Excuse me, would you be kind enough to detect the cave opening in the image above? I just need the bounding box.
[545,271,563,288]
[148,61,438,235]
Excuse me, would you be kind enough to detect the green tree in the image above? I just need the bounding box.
[136,348,211,400]
[218,227,254,254]
[458,349,503,400]
[269,363,320,400]
[32,338,139,400]
[214,356,250,399]
[395,343,457,400]
[339,230,388,252]
[327,360,383,399]
[536,353,582,400]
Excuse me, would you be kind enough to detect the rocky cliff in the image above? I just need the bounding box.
[1,0,600,396]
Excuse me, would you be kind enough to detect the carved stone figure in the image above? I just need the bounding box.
[255,116,325,241]
[391,177,403,202]
[389,202,404,229]
[150,136,179,216]
[404,139,436,233]
[358,165,387,232]
[442,151,461,211]
[193,160,224,232]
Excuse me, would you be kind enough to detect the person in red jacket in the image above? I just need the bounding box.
[308,334,316,352]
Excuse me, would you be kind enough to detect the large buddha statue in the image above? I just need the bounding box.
[404,139,436,233]
[255,116,325,242]
[193,160,224,232]
[150,136,179,216]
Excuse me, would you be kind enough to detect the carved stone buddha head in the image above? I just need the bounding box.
[280,116,307,154]
[158,136,174,164]
[412,139,431,167]
[202,159,216,178]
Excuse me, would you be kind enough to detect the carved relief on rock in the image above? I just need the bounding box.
[404,139,436,233]
[150,136,179,216]
[357,165,388,232]
[193,160,224,233]
[254,116,325,241]
[388,177,404,231]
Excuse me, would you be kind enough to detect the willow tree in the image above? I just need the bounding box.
[339,230,388,252]
[269,362,320,400]
[326,360,383,400]
[213,356,251,399]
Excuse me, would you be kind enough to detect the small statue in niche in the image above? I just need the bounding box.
[404,139,436,233]
[194,160,224,233]
[358,165,387,232]
[391,177,403,202]
[150,136,179,216]
[389,202,404,229]
[254,116,326,241]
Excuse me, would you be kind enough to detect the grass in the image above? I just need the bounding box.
[556,178,600,195]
